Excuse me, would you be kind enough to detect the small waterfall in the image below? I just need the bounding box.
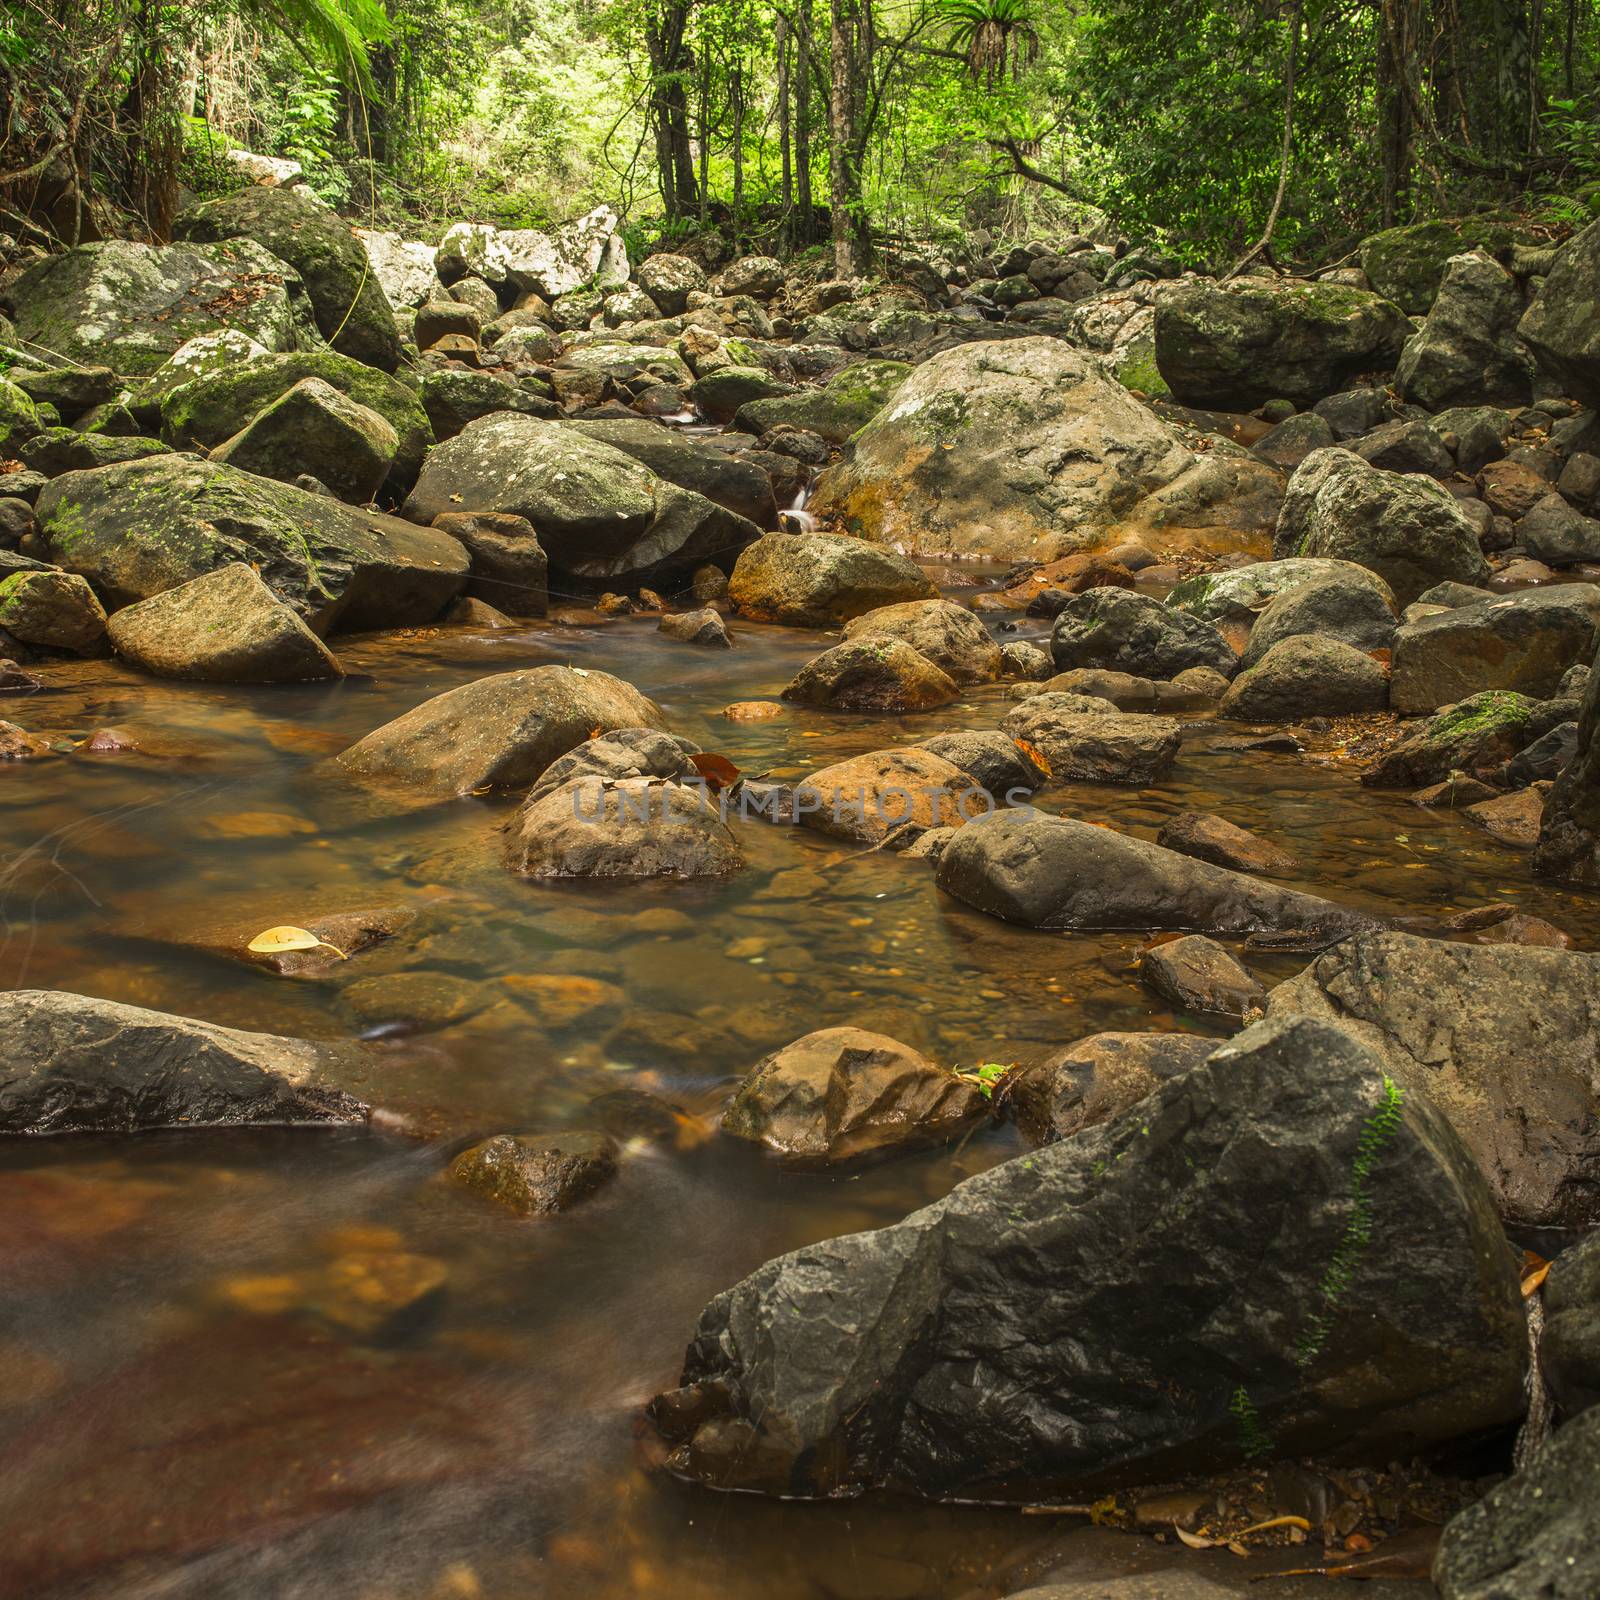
[779,479,818,534]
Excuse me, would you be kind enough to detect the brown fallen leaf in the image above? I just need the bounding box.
[1236,1515,1313,1538]
[1521,1249,1551,1297]
[689,752,741,793]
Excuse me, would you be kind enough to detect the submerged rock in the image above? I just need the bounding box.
[1000,699,1181,785]
[336,665,664,795]
[1140,934,1265,1018]
[936,811,1375,937]
[650,1016,1524,1498]
[1155,811,1299,877]
[448,1130,617,1216]
[107,562,343,683]
[794,747,987,847]
[721,1028,988,1164]
[1267,931,1600,1229]
[0,990,369,1135]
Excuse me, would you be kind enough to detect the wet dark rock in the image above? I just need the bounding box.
[1312,385,1392,439]
[1140,934,1265,1018]
[1005,1031,1215,1145]
[522,727,701,806]
[1542,1232,1600,1418]
[0,496,37,549]
[107,562,344,683]
[1156,811,1299,877]
[1035,666,1225,712]
[1000,696,1181,785]
[1516,491,1600,566]
[659,606,731,647]
[936,811,1376,937]
[1415,580,1498,609]
[0,989,369,1134]
[1274,448,1489,606]
[403,413,760,588]
[1517,213,1600,404]
[841,598,1003,685]
[1266,930,1600,1229]
[1240,574,1398,669]
[795,747,986,848]
[431,510,549,617]
[1394,249,1533,410]
[919,730,1048,797]
[336,665,665,796]
[1478,457,1551,520]
[783,637,959,713]
[448,1130,617,1216]
[502,775,742,878]
[343,971,489,1033]
[728,531,936,627]
[175,185,401,371]
[734,358,909,443]
[37,455,467,631]
[19,429,170,476]
[1222,636,1389,721]
[1349,417,1455,478]
[1251,411,1335,469]
[1391,587,1600,715]
[1411,774,1502,809]
[721,1027,988,1164]
[1154,280,1413,409]
[1433,1406,1600,1600]
[650,1015,1524,1498]
[0,720,49,758]
[1050,588,1236,681]
[0,569,107,656]
[12,365,118,420]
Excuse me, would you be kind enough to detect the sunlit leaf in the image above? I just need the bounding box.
[690,752,741,793]
[247,925,348,960]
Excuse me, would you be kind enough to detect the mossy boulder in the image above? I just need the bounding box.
[36,454,467,633]
[1359,214,1526,315]
[734,359,911,443]
[158,350,433,498]
[19,428,169,476]
[175,186,402,372]
[1363,690,1548,788]
[1518,214,1600,405]
[1154,280,1413,409]
[0,569,107,655]
[8,239,311,376]
[0,377,46,455]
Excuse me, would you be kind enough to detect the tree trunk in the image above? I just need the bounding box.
[777,17,793,227]
[1376,0,1416,224]
[794,0,816,246]
[829,0,860,275]
[645,0,698,219]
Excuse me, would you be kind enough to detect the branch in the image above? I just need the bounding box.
[986,134,1076,196]
[1226,0,1301,280]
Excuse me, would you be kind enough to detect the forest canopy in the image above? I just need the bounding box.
[4,0,1600,270]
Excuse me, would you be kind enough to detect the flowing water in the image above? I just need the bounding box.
[3,569,1596,1599]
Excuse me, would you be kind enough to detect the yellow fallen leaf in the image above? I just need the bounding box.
[247,925,348,960]
[1175,1526,1223,1550]
[1237,1514,1313,1538]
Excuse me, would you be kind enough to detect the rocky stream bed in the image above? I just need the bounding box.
[2,189,1599,1600]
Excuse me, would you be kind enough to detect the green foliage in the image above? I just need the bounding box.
[1228,1384,1274,1461]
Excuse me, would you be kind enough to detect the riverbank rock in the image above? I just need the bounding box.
[566,418,778,528]
[1394,250,1533,410]
[157,350,434,498]
[448,1130,617,1216]
[1240,573,1398,667]
[794,747,986,847]
[1274,448,1489,606]
[734,358,909,442]
[918,730,1048,798]
[175,186,401,371]
[37,456,467,631]
[0,570,107,656]
[783,637,959,713]
[810,337,1273,563]
[432,510,548,617]
[1167,558,1396,627]
[1221,635,1389,721]
[501,774,742,878]
[1000,698,1181,785]
[729,532,936,626]
[336,665,664,795]
[1517,214,1600,404]
[210,376,398,505]
[403,413,759,587]
[1005,1032,1216,1145]
[841,598,1002,684]
[8,239,309,375]
[649,1016,1524,1498]
[659,606,730,647]
[1542,1233,1600,1418]
[1266,931,1600,1229]
[1365,690,1550,788]
[0,990,369,1134]
[1433,1407,1600,1600]
[1154,280,1413,409]
[1389,587,1600,715]
[1051,588,1236,680]
[356,228,437,309]
[107,562,343,684]
[936,811,1375,937]
[721,1028,988,1164]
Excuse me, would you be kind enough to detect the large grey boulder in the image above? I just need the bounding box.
[1154,280,1414,409]
[636,252,707,315]
[402,413,759,588]
[495,206,629,299]
[335,665,665,796]
[729,531,936,626]
[175,186,402,371]
[935,811,1376,937]
[809,337,1276,562]
[1517,213,1600,404]
[565,417,777,528]
[1221,635,1389,721]
[1434,1407,1600,1600]
[649,1016,1525,1498]
[8,239,309,375]
[1266,931,1600,1229]
[36,456,467,633]
[1390,587,1600,715]
[107,562,343,684]
[210,376,398,505]
[1517,490,1600,565]
[155,349,433,499]
[1274,447,1489,606]
[0,990,369,1134]
[1394,250,1533,410]
[1241,573,1397,667]
[355,228,438,309]
[1051,587,1236,679]
[1167,557,1396,627]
